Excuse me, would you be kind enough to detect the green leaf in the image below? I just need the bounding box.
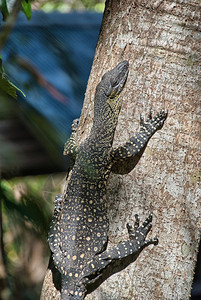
[0,0,9,20]
[0,0,32,20]
[0,56,26,98]
[0,73,17,98]
[21,0,32,20]
[9,79,26,97]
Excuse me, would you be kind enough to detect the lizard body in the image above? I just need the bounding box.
[48,61,167,299]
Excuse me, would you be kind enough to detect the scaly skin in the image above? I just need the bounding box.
[48,61,168,299]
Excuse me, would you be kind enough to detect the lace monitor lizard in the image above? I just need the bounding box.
[48,60,168,299]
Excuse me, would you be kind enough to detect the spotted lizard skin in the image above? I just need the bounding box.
[48,61,168,299]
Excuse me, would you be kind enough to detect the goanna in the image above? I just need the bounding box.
[48,60,168,299]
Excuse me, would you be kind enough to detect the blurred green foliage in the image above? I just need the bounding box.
[0,1,104,299]
[33,0,105,13]
[21,0,32,20]
[0,173,65,299]
[0,0,29,99]
[0,55,25,99]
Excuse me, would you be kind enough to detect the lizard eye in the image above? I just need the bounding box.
[110,78,119,88]
[105,83,112,97]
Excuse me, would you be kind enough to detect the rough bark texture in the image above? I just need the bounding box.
[41,0,201,299]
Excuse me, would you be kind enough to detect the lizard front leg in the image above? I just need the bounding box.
[110,109,168,161]
[82,214,158,285]
[63,118,79,160]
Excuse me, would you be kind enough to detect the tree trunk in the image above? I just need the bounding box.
[41,0,201,299]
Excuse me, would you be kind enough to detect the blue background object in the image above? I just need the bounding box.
[2,11,102,145]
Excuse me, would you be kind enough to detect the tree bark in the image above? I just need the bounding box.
[41,0,201,299]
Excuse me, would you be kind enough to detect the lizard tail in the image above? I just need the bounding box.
[61,276,86,300]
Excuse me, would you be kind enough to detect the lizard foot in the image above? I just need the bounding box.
[63,119,79,158]
[71,118,80,133]
[126,214,158,248]
[140,108,168,133]
[81,214,158,290]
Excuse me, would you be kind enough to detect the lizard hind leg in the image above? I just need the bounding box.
[48,194,65,273]
[106,213,158,260]
[82,215,158,287]
[48,194,63,253]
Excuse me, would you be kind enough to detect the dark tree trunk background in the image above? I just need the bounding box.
[41,0,201,299]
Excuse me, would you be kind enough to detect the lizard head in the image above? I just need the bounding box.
[94,60,129,121]
[104,60,129,98]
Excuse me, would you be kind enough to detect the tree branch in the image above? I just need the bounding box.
[0,0,22,51]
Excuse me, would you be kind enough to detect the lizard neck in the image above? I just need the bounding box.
[90,96,121,147]
[90,120,117,147]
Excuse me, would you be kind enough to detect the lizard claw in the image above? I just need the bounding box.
[127,214,155,243]
[71,118,80,132]
[140,114,144,125]
[144,236,159,247]
[148,108,153,120]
